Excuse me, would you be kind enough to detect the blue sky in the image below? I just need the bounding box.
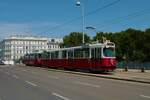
[0,0,150,39]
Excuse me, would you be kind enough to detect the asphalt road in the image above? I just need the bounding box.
[0,65,150,100]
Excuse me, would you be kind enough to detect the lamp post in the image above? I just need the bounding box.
[76,0,85,44]
[86,26,99,42]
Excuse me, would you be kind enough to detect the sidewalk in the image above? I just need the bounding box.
[110,69,150,84]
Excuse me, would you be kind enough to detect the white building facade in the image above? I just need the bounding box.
[0,36,63,64]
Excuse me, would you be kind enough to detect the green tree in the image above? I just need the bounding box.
[62,32,91,47]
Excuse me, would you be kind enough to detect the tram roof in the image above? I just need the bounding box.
[45,41,115,52]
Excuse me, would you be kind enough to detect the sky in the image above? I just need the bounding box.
[0,0,150,39]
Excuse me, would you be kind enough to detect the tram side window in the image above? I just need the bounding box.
[41,52,49,59]
[91,49,95,59]
[62,50,67,59]
[51,52,55,59]
[25,55,29,60]
[74,49,82,58]
[96,48,101,59]
[41,53,45,59]
[91,48,101,59]
[45,52,50,59]
[35,54,41,59]
[34,54,37,59]
[83,48,89,58]
[30,54,35,60]
[55,51,59,58]
[74,48,89,59]
[51,51,59,59]
[68,50,73,59]
[27,55,30,60]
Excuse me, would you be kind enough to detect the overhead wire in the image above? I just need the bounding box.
[39,0,121,35]
[95,8,150,32]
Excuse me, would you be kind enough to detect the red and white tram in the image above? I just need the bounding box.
[22,40,116,72]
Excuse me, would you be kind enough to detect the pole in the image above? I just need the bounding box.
[82,4,85,44]
[76,0,85,44]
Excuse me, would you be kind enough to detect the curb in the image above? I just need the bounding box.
[51,69,150,84]
[44,67,150,84]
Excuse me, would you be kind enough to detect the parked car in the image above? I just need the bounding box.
[0,61,4,65]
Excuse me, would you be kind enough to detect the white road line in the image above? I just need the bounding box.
[75,81,100,88]
[22,70,27,72]
[12,75,19,79]
[5,72,10,75]
[52,92,70,100]
[140,95,150,99]
[31,72,37,74]
[48,76,59,79]
[25,81,37,87]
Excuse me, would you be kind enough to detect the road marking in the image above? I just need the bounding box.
[52,92,69,100]
[0,97,2,100]
[75,81,100,88]
[22,70,27,72]
[31,71,38,74]
[25,81,37,87]
[48,76,59,79]
[12,75,19,79]
[5,72,10,75]
[140,95,150,99]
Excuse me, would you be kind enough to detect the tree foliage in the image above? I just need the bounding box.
[62,32,91,47]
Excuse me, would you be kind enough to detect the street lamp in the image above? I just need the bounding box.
[76,0,85,44]
[86,26,99,42]
[86,26,96,31]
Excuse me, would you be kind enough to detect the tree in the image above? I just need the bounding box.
[62,32,91,47]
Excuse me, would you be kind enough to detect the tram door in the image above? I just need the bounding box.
[91,48,101,70]
[68,50,74,69]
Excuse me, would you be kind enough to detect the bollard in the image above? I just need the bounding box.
[141,67,145,73]
[125,67,128,72]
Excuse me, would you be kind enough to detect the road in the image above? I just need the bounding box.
[0,65,150,100]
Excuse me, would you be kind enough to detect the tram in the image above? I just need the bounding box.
[22,40,116,72]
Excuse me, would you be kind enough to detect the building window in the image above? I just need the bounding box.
[51,39,55,42]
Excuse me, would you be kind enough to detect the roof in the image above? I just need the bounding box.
[45,41,115,52]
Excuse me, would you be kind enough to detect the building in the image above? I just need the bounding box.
[0,35,63,64]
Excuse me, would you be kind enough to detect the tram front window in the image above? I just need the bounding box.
[103,47,115,57]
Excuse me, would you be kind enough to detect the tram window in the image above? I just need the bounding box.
[91,48,95,59]
[35,54,37,59]
[51,51,59,59]
[30,54,35,59]
[35,54,41,59]
[68,50,73,59]
[51,52,55,59]
[39,54,42,58]
[41,53,45,59]
[74,48,89,59]
[45,52,50,59]
[103,47,115,57]
[91,48,101,59]
[42,52,49,59]
[55,51,59,58]
[62,50,67,58]
[74,49,82,58]
[95,48,101,59]
[83,48,89,58]
[26,55,29,59]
